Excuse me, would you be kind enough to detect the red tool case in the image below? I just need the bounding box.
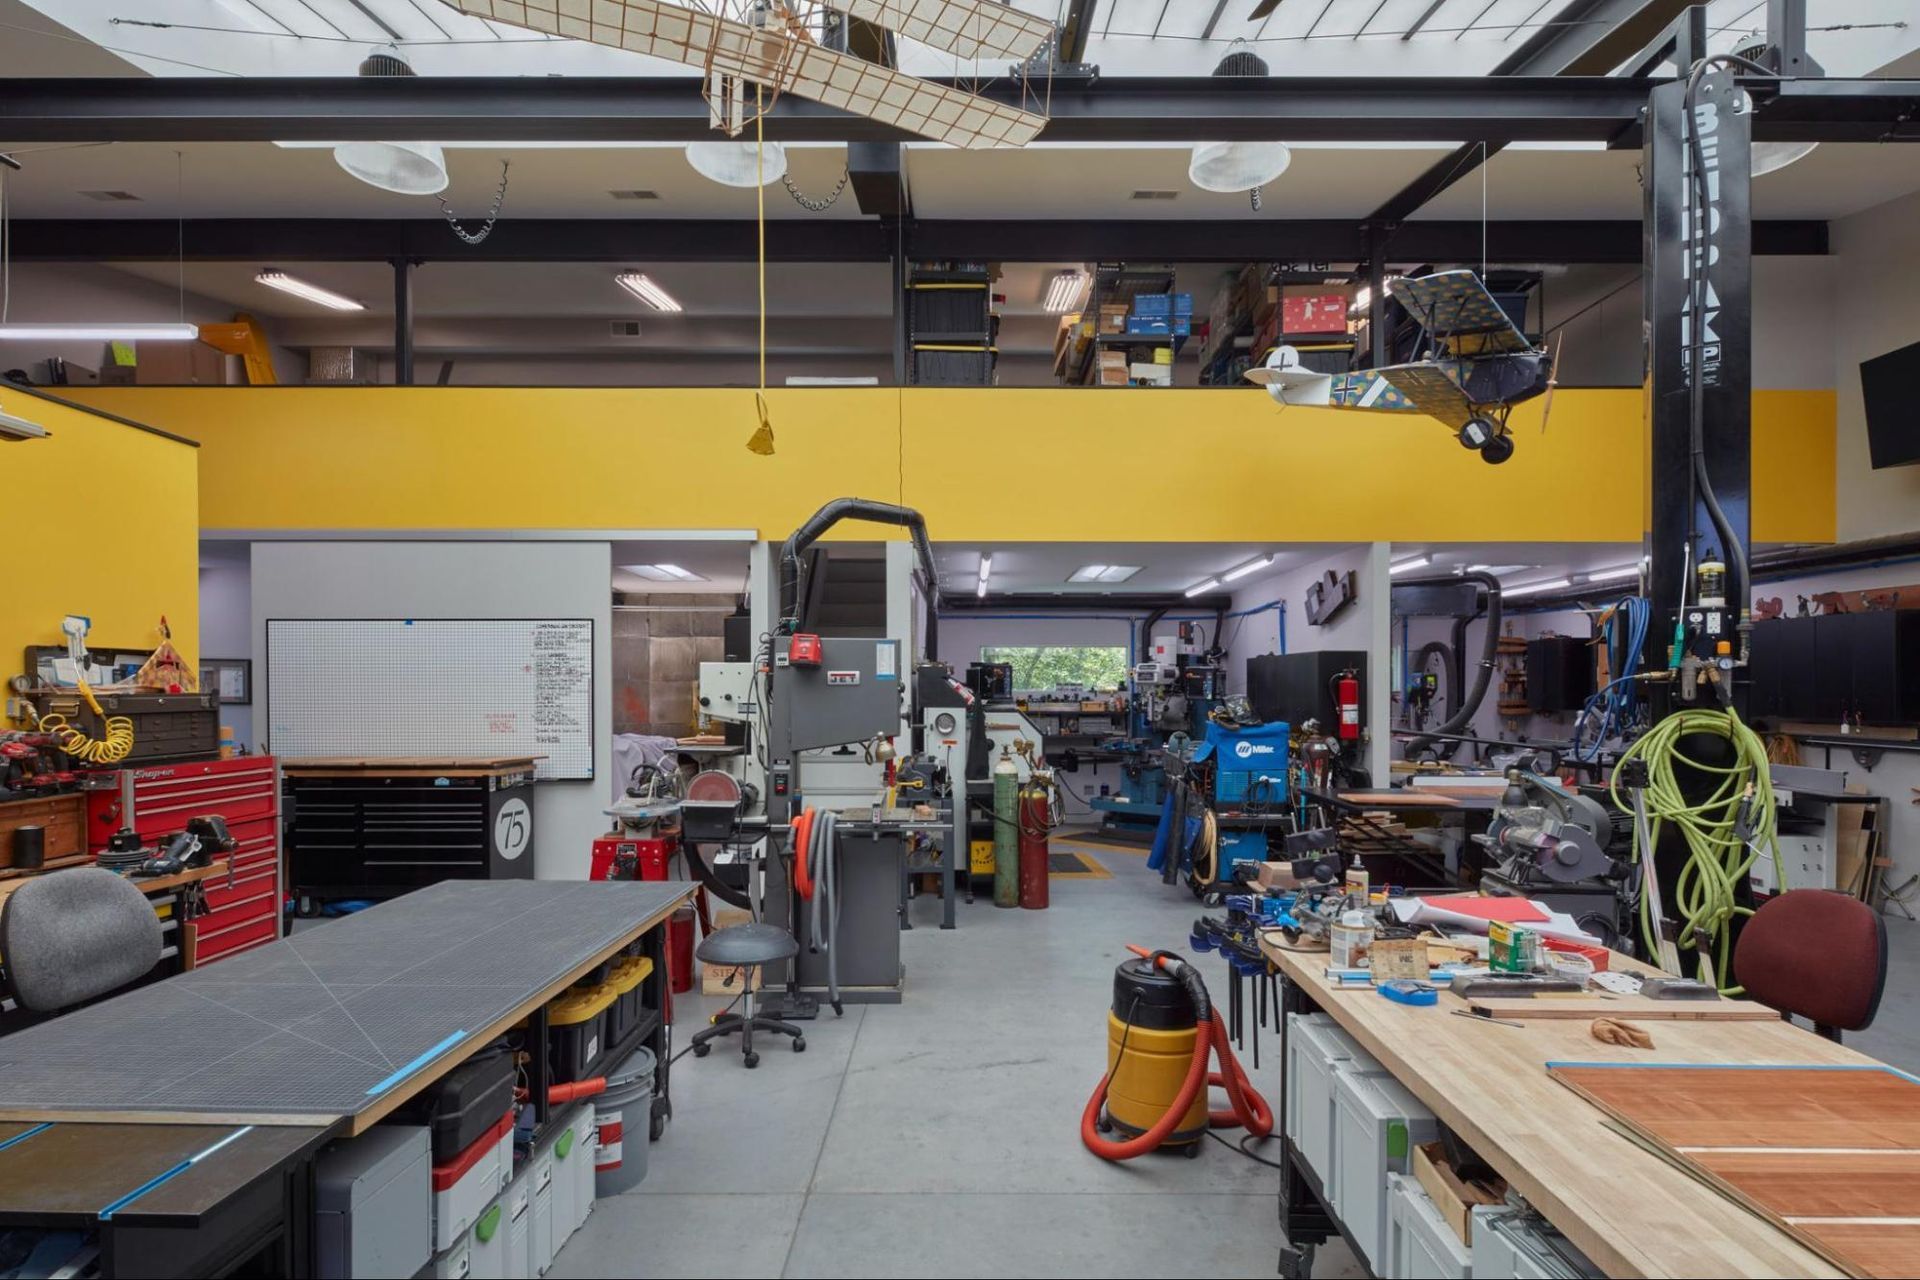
[87,755,282,967]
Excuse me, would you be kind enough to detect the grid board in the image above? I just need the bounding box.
[267,619,593,781]
[0,880,687,1122]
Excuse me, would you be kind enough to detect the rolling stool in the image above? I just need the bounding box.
[689,921,805,1068]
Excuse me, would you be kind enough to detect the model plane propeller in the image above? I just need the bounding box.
[1245,269,1553,465]
[445,0,1052,148]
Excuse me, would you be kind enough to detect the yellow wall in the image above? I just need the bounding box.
[58,386,1836,546]
[0,394,200,672]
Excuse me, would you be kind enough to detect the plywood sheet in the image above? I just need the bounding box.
[0,880,687,1125]
[1551,1063,1920,1279]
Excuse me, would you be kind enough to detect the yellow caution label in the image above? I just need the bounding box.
[969,839,995,875]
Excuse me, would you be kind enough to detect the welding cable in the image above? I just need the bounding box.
[1610,706,1783,991]
[36,677,134,765]
[1080,950,1272,1161]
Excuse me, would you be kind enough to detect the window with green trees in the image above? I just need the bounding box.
[981,645,1129,693]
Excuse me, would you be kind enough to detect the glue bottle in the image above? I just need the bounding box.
[1344,852,1369,900]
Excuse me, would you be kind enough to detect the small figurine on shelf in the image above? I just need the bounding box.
[134,616,194,694]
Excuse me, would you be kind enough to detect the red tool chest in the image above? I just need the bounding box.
[87,756,282,967]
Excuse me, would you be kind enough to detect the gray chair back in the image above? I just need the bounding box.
[1,867,163,1013]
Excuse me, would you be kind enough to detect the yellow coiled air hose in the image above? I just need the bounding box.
[38,678,136,765]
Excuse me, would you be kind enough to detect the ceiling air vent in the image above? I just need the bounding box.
[609,189,660,200]
[80,190,142,202]
[609,321,644,338]
[1130,190,1179,201]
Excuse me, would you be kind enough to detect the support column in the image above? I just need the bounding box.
[1642,67,1751,700]
[392,257,415,386]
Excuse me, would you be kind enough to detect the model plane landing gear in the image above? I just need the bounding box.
[1458,416,1495,450]
[1479,432,1515,465]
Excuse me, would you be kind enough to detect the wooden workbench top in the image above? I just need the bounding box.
[1260,935,1857,1279]
[0,858,232,905]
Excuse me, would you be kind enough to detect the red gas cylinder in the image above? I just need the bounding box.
[1017,778,1050,910]
[668,905,696,996]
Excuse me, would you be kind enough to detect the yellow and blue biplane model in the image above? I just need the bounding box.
[1244,269,1557,465]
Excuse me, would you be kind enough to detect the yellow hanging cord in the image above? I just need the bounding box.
[745,85,775,455]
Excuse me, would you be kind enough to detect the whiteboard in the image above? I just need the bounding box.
[266,618,594,780]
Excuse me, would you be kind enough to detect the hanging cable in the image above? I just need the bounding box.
[1570,595,1651,760]
[1610,706,1783,992]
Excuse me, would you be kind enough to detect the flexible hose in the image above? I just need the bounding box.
[792,808,816,901]
[38,678,135,765]
[1401,573,1502,760]
[1572,596,1651,761]
[1610,706,1783,991]
[1192,806,1218,887]
[1080,972,1272,1161]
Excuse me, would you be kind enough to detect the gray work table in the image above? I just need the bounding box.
[0,879,691,1130]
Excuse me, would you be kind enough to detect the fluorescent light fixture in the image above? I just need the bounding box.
[1389,554,1431,575]
[1185,578,1221,598]
[1068,564,1140,583]
[1222,555,1275,583]
[0,323,198,341]
[256,270,364,312]
[1043,270,1088,314]
[615,273,682,313]
[1351,285,1372,314]
[1503,577,1571,598]
[621,563,706,582]
[0,406,49,442]
[977,554,993,598]
[1581,563,1641,584]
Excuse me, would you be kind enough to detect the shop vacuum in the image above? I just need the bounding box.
[1081,946,1272,1160]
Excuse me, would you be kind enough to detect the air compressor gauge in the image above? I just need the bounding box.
[932,712,957,735]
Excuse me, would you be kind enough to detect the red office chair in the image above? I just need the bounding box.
[1733,889,1887,1042]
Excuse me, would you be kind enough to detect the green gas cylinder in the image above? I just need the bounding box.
[993,749,1020,908]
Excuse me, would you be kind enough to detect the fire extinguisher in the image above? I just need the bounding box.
[1336,669,1361,741]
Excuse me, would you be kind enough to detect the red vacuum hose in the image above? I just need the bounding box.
[791,808,816,900]
[1080,961,1273,1161]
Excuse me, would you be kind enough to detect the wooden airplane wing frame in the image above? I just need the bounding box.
[1387,268,1535,360]
[449,0,1049,149]
[1371,362,1475,429]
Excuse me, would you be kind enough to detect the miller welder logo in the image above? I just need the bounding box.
[1233,740,1275,759]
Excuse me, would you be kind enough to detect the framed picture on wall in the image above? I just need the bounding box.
[201,658,252,705]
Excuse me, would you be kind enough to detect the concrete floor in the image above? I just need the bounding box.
[549,838,1361,1279]
[550,851,1920,1280]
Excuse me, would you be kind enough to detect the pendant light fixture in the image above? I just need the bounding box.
[686,141,790,188]
[333,49,449,196]
[1188,50,1290,205]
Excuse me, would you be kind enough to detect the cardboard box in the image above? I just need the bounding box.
[1096,366,1129,386]
[1412,1142,1504,1247]
[1281,284,1354,337]
[1098,304,1129,334]
[1369,935,1427,981]
[1254,861,1301,891]
[701,909,761,995]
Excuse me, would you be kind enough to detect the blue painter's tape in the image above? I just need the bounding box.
[365,1029,468,1096]
[99,1161,191,1220]
[97,1125,256,1221]
[0,1122,52,1154]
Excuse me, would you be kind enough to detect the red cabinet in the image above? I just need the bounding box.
[87,756,282,967]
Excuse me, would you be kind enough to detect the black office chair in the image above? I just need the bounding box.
[688,922,805,1068]
[0,867,162,1020]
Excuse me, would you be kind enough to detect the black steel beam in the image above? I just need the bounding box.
[1621,3,1709,80]
[2,218,892,263]
[1491,0,1694,75]
[0,75,1667,145]
[846,142,908,217]
[1366,142,1505,227]
[3,217,1828,264]
[2,74,1909,145]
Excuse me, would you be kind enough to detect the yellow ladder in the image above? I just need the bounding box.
[197,313,277,385]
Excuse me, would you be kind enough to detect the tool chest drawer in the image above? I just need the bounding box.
[85,757,284,969]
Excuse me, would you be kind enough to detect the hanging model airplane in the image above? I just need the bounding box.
[1244,269,1559,465]
[444,0,1053,148]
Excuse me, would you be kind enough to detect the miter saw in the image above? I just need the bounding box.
[1475,770,1631,948]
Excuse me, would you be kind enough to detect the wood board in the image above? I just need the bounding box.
[1549,1063,1920,1279]
[1336,789,1461,807]
[1470,997,1781,1021]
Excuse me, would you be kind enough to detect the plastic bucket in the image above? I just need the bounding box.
[593,1045,656,1197]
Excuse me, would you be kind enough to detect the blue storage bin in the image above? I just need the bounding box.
[1133,293,1173,318]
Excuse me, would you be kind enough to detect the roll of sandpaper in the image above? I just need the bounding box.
[12,825,45,870]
